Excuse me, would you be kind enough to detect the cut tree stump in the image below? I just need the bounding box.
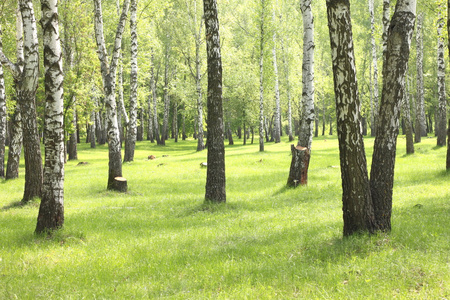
[287,144,310,187]
[112,177,127,192]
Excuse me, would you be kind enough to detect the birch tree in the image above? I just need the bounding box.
[436,5,447,147]
[151,50,162,145]
[124,0,138,162]
[0,0,43,202]
[203,0,226,203]
[402,74,414,154]
[415,12,426,142]
[272,6,281,144]
[369,0,379,137]
[93,0,130,191]
[0,26,6,178]
[36,0,65,233]
[298,0,315,151]
[326,0,376,235]
[382,0,390,64]
[258,0,268,152]
[370,0,416,231]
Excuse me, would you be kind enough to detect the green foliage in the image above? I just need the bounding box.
[0,136,449,298]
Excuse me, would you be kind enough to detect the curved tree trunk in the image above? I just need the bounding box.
[203,0,226,203]
[19,0,43,203]
[36,0,65,233]
[370,0,416,232]
[437,7,447,147]
[326,0,376,236]
[93,0,129,191]
[124,0,138,162]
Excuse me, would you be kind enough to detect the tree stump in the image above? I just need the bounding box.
[287,144,310,187]
[112,177,127,192]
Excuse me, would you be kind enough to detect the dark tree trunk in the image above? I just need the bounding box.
[370,0,416,232]
[6,103,22,180]
[243,122,247,145]
[227,123,234,145]
[327,0,376,236]
[329,116,333,135]
[287,144,310,187]
[237,126,242,139]
[362,117,367,136]
[204,0,226,203]
[251,127,254,144]
[68,107,78,160]
[173,102,178,143]
[314,118,319,137]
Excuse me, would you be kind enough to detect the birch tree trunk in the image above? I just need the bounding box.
[194,1,205,152]
[90,101,96,148]
[173,100,178,142]
[6,104,22,180]
[203,0,226,203]
[298,0,315,151]
[370,0,416,232]
[402,75,414,154]
[437,7,447,147]
[0,26,5,178]
[18,0,43,202]
[151,50,162,145]
[415,12,426,142]
[36,0,65,233]
[272,8,281,144]
[124,0,138,162]
[93,0,129,191]
[68,105,78,160]
[282,40,293,142]
[162,46,170,145]
[382,0,390,65]
[258,0,266,152]
[326,0,376,236]
[369,0,379,137]
[147,93,154,142]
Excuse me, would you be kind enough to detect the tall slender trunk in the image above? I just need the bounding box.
[0,26,5,178]
[173,100,178,142]
[203,0,226,203]
[194,2,205,152]
[437,7,447,147]
[415,12,426,142]
[68,104,78,160]
[326,0,376,236]
[382,0,390,65]
[151,51,162,145]
[93,0,130,191]
[402,74,414,154]
[36,0,65,233]
[90,102,96,148]
[298,0,315,152]
[369,0,379,137]
[272,8,281,144]
[370,0,416,232]
[147,93,154,142]
[259,0,265,152]
[162,47,170,145]
[124,0,138,162]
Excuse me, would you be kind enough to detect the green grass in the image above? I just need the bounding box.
[0,135,449,299]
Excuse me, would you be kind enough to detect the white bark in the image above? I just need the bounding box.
[369,0,379,136]
[259,0,265,152]
[272,7,281,143]
[36,0,65,232]
[124,0,138,162]
[382,0,390,64]
[0,25,6,178]
[415,12,426,141]
[437,8,447,147]
[93,0,130,190]
[298,0,315,150]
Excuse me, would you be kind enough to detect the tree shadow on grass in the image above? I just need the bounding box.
[1,199,39,211]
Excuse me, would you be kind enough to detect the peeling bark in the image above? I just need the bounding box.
[326,0,376,236]
[36,0,65,233]
[370,0,416,232]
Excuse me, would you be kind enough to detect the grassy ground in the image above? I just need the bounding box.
[0,135,449,299]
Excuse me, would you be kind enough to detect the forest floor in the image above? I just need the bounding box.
[0,135,449,299]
